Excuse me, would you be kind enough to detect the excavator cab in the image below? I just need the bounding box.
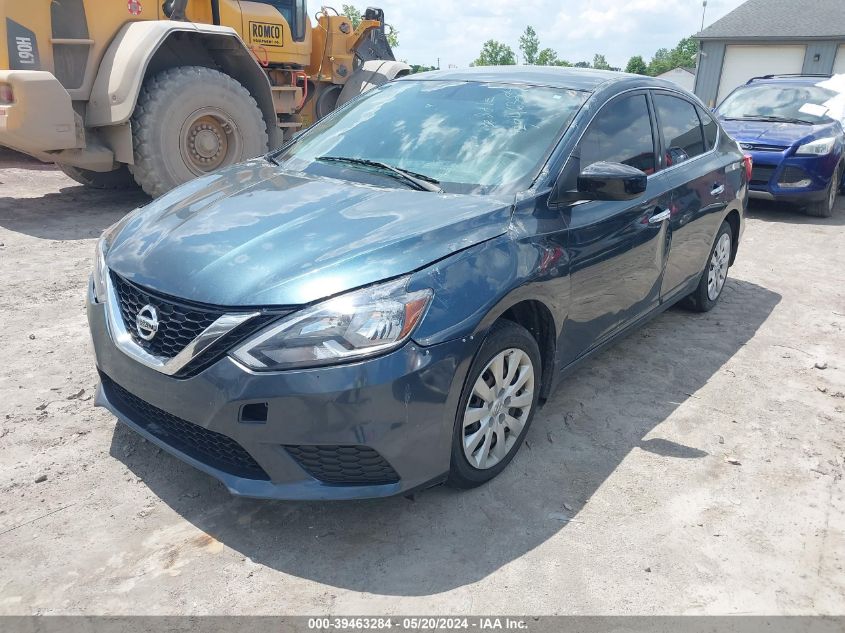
[246,1,308,42]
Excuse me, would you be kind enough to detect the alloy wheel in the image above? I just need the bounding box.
[707,233,731,301]
[462,348,535,470]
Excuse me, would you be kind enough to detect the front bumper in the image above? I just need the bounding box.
[88,282,478,500]
[0,71,78,159]
[747,149,839,203]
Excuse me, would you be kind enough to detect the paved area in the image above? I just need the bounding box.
[1,149,843,615]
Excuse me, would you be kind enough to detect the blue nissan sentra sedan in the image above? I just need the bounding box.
[717,74,845,217]
[88,67,747,500]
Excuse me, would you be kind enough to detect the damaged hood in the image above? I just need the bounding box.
[106,161,513,306]
[719,118,838,147]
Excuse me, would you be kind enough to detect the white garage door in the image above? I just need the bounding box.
[834,45,845,74]
[717,45,806,103]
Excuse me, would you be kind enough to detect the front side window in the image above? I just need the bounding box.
[580,94,656,174]
[654,94,706,166]
[256,0,306,40]
[275,80,588,193]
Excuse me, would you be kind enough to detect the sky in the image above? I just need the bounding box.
[310,0,748,69]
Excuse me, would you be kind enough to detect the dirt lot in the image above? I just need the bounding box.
[0,148,843,615]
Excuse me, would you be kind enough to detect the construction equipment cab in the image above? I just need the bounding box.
[0,1,409,196]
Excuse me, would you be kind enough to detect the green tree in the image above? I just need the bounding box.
[646,37,698,76]
[671,37,698,68]
[647,47,672,75]
[519,26,540,65]
[573,60,591,68]
[536,48,571,66]
[341,4,399,48]
[409,64,437,74]
[536,48,558,66]
[472,40,517,66]
[625,55,648,75]
[592,54,613,70]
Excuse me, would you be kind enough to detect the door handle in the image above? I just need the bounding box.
[711,184,726,197]
[648,208,671,224]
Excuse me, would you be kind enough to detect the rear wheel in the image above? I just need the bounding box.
[682,220,733,313]
[447,320,541,489]
[806,163,840,218]
[130,66,269,198]
[57,164,137,190]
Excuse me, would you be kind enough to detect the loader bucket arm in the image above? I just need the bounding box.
[352,7,397,62]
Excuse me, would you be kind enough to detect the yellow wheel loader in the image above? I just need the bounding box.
[0,1,409,196]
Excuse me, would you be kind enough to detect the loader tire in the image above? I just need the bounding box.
[130,66,269,198]
[57,164,137,190]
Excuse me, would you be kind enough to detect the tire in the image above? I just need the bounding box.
[57,164,137,190]
[447,320,541,489]
[805,163,840,218]
[682,220,733,313]
[130,66,270,198]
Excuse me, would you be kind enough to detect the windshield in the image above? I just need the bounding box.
[273,80,588,194]
[717,83,838,124]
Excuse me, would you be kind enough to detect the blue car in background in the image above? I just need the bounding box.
[717,74,845,217]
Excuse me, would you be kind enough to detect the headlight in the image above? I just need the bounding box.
[796,137,836,156]
[231,277,433,370]
[92,209,141,303]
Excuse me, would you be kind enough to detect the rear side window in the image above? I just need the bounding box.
[654,94,706,166]
[580,94,656,175]
[698,106,719,150]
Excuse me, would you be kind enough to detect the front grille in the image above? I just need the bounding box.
[741,143,787,152]
[111,273,224,359]
[750,165,776,186]
[102,374,270,481]
[285,445,400,485]
[779,166,810,185]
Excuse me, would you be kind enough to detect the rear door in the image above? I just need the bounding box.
[652,91,728,299]
[560,91,674,364]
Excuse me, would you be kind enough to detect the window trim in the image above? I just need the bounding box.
[697,104,719,151]
[548,85,722,205]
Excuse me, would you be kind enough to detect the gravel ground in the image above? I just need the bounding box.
[0,148,843,615]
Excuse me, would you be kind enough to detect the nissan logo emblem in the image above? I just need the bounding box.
[136,304,159,341]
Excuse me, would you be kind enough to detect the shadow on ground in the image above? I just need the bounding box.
[110,277,781,596]
[746,197,845,226]
[0,150,148,241]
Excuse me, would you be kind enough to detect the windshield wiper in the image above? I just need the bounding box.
[316,156,444,193]
[724,115,815,125]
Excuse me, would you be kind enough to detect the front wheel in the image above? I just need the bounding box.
[682,220,733,313]
[130,66,269,198]
[447,320,541,489]
[806,163,840,218]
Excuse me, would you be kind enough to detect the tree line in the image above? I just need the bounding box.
[472,26,698,77]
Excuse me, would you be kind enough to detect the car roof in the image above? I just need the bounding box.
[398,65,641,92]
[747,74,831,87]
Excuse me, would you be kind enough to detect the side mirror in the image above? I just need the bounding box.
[575,161,647,201]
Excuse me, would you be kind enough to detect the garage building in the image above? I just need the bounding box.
[694,0,845,107]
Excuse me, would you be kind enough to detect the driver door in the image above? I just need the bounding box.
[559,92,674,365]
